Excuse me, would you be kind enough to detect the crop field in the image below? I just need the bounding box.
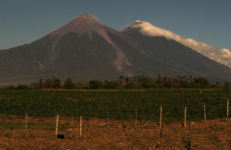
[0,89,230,122]
[0,89,230,149]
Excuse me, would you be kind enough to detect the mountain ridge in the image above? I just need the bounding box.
[0,14,231,85]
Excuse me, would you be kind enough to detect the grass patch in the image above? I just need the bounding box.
[0,122,24,130]
[0,122,70,130]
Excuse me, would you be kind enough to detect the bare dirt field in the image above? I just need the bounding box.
[0,116,230,150]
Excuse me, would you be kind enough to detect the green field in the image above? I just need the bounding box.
[0,89,230,122]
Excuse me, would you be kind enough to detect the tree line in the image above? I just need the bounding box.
[5,75,230,89]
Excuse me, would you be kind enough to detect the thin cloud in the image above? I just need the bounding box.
[123,20,231,68]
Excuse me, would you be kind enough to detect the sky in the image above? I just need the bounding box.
[0,0,230,50]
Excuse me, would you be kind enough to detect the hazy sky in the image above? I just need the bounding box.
[0,0,230,50]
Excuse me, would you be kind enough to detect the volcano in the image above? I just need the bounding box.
[0,13,231,85]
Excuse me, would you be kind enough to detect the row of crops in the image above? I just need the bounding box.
[0,89,229,122]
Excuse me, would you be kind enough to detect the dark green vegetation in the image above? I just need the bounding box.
[10,75,231,89]
[0,89,230,123]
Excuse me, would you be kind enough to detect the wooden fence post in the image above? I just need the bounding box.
[55,115,59,137]
[227,99,229,118]
[80,116,82,138]
[204,104,207,122]
[135,106,138,128]
[25,113,28,129]
[160,105,162,129]
[184,107,187,128]
[106,111,109,129]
